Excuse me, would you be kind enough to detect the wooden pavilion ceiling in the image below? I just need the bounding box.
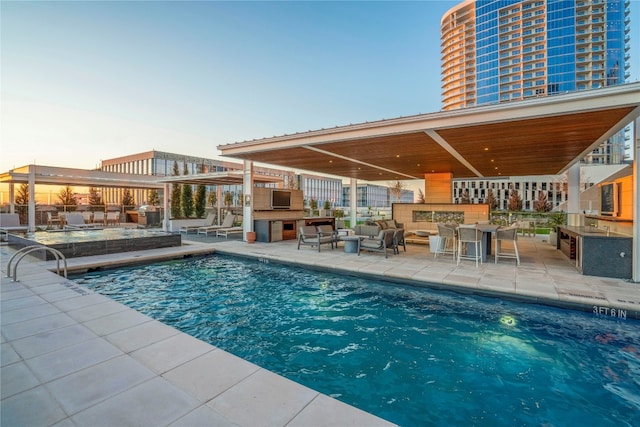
[219,84,640,181]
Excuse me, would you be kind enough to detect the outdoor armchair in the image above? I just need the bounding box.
[358,229,395,258]
[297,225,336,252]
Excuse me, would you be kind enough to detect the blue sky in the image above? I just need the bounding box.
[1,1,639,173]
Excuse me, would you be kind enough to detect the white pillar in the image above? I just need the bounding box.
[349,178,357,227]
[217,186,223,226]
[28,165,36,232]
[163,183,170,232]
[567,162,582,226]
[633,117,639,282]
[242,160,254,241]
[8,183,15,214]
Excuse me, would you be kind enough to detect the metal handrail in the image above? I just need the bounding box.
[6,245,68,282]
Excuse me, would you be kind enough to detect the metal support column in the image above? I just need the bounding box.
[162,183,170,232]
[567,162,582,227]
[28,165,36,232]
[242,160,254,241]
[349,178,357,227]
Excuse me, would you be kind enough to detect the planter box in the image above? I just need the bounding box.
[168,218,208,233]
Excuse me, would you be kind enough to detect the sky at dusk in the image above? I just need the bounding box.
[2,1,639,174]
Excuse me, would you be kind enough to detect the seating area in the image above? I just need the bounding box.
[296,221,407,258]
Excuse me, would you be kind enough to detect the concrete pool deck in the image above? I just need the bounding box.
[2,233,639,426]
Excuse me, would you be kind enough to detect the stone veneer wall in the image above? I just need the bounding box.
[392,203,490,233]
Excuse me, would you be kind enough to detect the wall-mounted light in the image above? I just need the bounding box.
[244,195,251,206]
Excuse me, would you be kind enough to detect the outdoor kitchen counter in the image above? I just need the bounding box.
[557,225,632,279]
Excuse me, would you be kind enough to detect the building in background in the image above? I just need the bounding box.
[100,150,286,206]
[441,0,631,210]
[342,183,414,209]
[296,173,343,210]
[97,151,417,212]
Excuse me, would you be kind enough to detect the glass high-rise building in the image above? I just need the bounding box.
[442,0,630,110]
[442,0,630,166]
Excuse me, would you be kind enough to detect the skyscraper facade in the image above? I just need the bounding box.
[441,0,630,111]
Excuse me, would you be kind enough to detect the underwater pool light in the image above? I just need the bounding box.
[500,315,517,326]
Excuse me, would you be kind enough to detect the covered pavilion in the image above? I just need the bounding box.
[0,166,280,230]
[217,82,640,282]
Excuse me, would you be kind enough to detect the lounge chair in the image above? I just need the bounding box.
[216,223,244,239]
[197,213,235,236]
[64,213,100,229]
[180,212,216,234]
[0,213,28,239]
[106,212,120,226]
[92,211,106,225]
[358,229,395,258]
[47,211,61,229]
[297,225,336,252]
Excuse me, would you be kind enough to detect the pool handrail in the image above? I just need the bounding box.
[6,245,68,282]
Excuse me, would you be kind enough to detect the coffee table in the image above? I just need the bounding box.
[340,236,362,253]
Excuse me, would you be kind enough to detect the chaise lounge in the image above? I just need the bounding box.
[197,213,235,236]
[64,213,101,230]
[215,225,244,239]
[0,213,29,240]
[180,212,216,234]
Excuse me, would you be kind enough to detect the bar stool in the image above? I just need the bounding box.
[457,225,483,267]
[435,223,457,260]
[495,226,520,265]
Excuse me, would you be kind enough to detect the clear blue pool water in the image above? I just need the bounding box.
[73,255,640,426]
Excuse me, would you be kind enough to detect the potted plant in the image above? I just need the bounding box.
[321,200,331,217]
[309,198,318,217]
[547,211,566,247]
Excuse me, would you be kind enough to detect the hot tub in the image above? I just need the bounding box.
[8,228,181,260]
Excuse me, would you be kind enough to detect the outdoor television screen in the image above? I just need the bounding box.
[600,182,618,216]
[271,190,291,209]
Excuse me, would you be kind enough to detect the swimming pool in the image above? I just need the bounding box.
[73,255,640,426]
